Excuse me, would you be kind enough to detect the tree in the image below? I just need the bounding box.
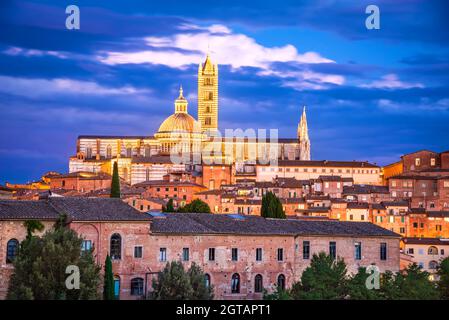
[261,191,285,219]
[151,261,194,300]
[391,263,439,300]
[110,161,120,198]
[290,252,347,300]
[437,257,449,299]
[151,261,213,300]
[23,220,44,239]
[263,285,292,300]
[103,254,115,300]
[187,263,214,300]
[7,216,101,300]
[177,199,211,213]
[162,198,175,213]
[346,267,381,300]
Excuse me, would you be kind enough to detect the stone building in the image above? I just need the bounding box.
[401,237,449,279]
[0,198,400,300]
[69,54,312,185]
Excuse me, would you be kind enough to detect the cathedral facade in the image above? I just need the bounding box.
[69,54,311,184]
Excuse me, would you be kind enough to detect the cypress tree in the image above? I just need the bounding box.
[103,254,115,300]
[261,191,286,219]
[110,162,120,198]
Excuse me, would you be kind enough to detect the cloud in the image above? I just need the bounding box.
[377,98,449,112]
[99,24,334,71]
[361,74,424,89]
[0,75,152,98]
[3,46,67,59]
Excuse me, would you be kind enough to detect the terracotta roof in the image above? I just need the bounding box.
[149,213,400,237]
[134,180,206,188]
[0,198,150,221]
[131,155,175,164]
[343,185,389,195]
[427,211,449,218]
[262,160,379,168]
[78,135,154,140]
[347,202,370,209]
[381,201,409,207]
[402,237,449,246]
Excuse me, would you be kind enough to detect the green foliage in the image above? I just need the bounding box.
[151,261,213,300]
[261,191,286,219]
[346,267,381,300]
[390,263,439,300]
[162,198,175,212]
[110,161,121,198]
[103,254,115,300]
[23,220,44,239]
[290,252,348,300]
[7,221,101,300]
[263,286,292,300]
[437,257,449,299]
[177,199,211,213]
[187,263,214,300]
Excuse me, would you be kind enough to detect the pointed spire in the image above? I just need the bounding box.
[179,85,184,98]
[298,105,311,160]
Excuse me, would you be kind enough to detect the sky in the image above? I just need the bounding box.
[0,0,449,184]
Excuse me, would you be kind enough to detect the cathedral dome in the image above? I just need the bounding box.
[156,86,201,134]
[157,112,200,134]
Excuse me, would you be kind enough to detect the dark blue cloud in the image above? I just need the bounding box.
[0,0,448,184]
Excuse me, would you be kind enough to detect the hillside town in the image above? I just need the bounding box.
[1,54,448,300]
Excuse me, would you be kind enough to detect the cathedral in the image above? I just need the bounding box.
[69,54,311,184]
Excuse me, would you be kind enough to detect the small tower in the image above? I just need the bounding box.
[198,53,219,135]
[175,85,188,113]
[298,106,311,160]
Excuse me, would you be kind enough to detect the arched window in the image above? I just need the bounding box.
[106,145,112,159]
[231,273,240,294]
[6,239,19,263]
[130,277,144,296]
[126,147,132,158]
[110,233,122,260]
[428,246,438,255]
[204,274,211,288]
[429,260,438,270]
[277,274,286,291]
[114,276,121,299]
[254,274,263,293]
[144,145,151,158]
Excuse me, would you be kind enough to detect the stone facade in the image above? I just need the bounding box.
[0,198,400,300]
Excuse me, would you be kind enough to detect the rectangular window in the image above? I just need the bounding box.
[303,241,310,260]
[134,246,143,258]
[354,242,362,260]
[256,248,263,261]
[81,240,92,252]
[408,248,414,254]
[182,248,189,261]
[277,248,284,261]
[159,248,167,262]
[208,248,215,261]
[329,241,337,259]
[380,243,387,261]
[232,248,238,261]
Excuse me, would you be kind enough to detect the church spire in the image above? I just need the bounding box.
[298,106,311,160]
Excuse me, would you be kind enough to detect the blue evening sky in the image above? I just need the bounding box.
[0,0,448,183]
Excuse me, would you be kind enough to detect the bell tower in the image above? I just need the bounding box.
[198,54,218,134]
